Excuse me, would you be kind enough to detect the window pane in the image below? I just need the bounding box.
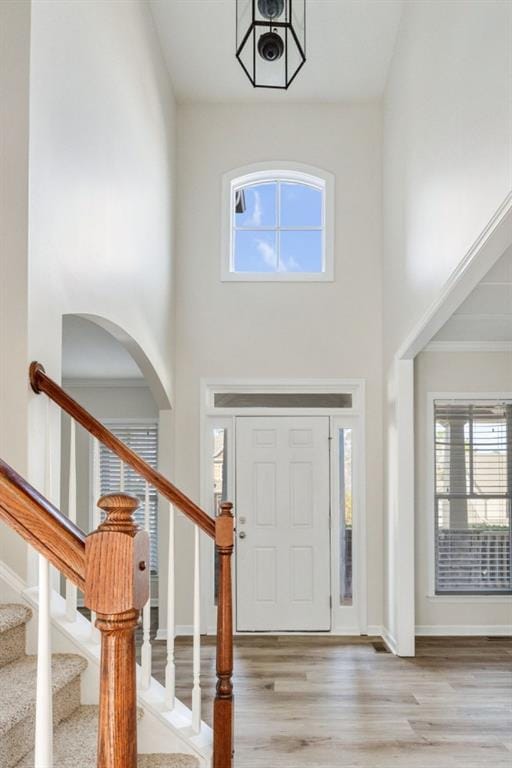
[472,417,508,495]
[235,183,276,228]
[435,417,470,496]
[339,428,353,606]
[279,230,322,272]
[213,428,228,605]
[280,182,322,228]
[234,230,277,272]
[437,501,510,592]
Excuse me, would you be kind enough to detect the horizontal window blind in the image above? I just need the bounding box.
[213,392,352,408]
[96,423,159,573]
[434,401,511,594]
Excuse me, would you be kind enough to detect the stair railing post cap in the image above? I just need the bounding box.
[85,492,149,614]
[98,493,140,512]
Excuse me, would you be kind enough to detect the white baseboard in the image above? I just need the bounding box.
[155,624,383,640]
[157,625,384,640]
[156,625,194,640]
[381,626,398,654]
[416,624,512,636]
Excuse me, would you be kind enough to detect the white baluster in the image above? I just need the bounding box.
[192,524,201,733]
[165,503,175,709]
[90,437,101,643]
[35,400,53,766]
[140,481,152,689]
[120,459,125,492]
[35,556,53,767]
[65,418,77,622]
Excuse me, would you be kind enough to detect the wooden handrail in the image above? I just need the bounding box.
[30,362,216,539]
[0,458,86,590]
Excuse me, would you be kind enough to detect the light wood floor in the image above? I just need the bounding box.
[141,621,512,768]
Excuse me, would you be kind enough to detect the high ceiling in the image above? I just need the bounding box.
[62,316,144,380]
[149,0,403,103]
[432,247,512,344]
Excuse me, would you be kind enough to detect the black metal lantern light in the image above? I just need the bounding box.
[236,0,306,90]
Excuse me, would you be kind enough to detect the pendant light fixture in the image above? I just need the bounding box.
[236,0,306,90]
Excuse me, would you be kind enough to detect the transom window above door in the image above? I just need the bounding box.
[222,166,334,281]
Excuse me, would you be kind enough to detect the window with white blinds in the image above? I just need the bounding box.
[94,422,159,574]
[434,401,511,594]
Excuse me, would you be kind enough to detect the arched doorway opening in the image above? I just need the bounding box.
[60,314,173,634]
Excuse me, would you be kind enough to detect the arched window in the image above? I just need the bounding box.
[221,164,334,281]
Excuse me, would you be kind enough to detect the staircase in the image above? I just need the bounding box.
[0,362,235,767]
[0,604,198,767]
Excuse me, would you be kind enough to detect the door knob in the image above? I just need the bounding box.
[239,531,246,539]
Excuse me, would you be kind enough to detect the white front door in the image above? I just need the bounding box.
[236,416,331,631]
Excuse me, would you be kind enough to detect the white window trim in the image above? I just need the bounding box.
[221,161,335,282]
[426,391,512,601]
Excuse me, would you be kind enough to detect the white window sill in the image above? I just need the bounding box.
[221,271,334,283]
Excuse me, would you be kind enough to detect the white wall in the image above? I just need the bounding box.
[0,0,32,573]
[173,103,383,628]
[415,350,512,633]
[383,0,512,362]
[28,0,176,394]
[17,1,177,582]
[0,0,177,580]
[382,0,512,647]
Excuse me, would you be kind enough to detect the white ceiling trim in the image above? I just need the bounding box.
[453,313,512,320]
[424,341,512,353]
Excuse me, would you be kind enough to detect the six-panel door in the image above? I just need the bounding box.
[236,416,331,631]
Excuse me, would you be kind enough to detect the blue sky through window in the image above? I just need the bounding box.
[236,183,276,228]
[234,231,277,272]
[233,179,323,274]
[280,183,322,228]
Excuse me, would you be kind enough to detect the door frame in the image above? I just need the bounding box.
[199,378,367,636]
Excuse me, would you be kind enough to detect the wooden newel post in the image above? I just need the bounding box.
[213,501,235,768]
[84,494,150,768]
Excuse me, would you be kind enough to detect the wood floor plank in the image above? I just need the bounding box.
[138,616,512,767]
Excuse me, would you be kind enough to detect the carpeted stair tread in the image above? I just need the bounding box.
[0,604,33,669]
[0,604,32,635]
[0,605,198,768]
[0,653,87,736]
[16,706,199,768]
